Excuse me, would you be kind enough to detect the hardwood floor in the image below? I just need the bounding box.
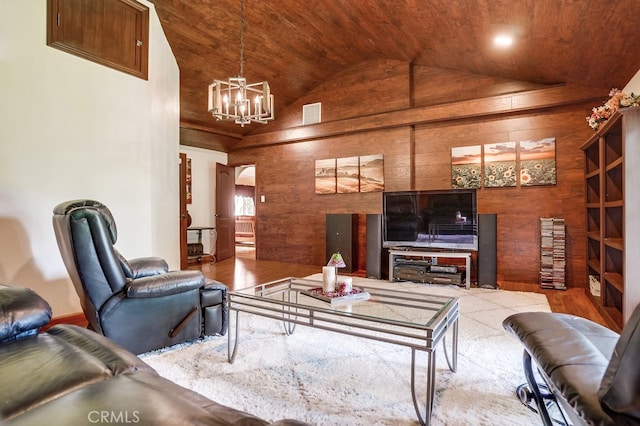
[43,246,607,330]
[192,246,609,328]
[192,249,319,290]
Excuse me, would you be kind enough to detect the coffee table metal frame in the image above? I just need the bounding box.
[227,277,459,426]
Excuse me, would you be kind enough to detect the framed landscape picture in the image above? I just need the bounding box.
[337,156,360,193]
[359,154,384,192]
[451,145,481,189]
[315,158,336,194]
[519,138,557,186]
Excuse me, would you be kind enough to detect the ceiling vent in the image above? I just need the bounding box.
[302,102,321,125]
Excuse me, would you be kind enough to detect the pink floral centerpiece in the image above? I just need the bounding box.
[587,89,640,131]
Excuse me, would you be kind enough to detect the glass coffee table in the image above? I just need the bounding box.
[227,277,459,426]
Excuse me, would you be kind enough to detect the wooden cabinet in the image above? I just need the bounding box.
[581,107,640,331]
[47,0,149,79]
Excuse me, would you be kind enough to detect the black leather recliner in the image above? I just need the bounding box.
[52,199,227,354]
[503,305,640,425]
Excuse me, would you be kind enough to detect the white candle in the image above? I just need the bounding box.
[322,266,336,292]
[340,277,353,292]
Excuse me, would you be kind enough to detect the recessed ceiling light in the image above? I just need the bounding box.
[494,35,513,47]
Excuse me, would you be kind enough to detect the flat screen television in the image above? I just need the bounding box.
[382,189,478,251]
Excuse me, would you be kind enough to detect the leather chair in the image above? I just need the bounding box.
[52,199,227,354]
[503,304,640,425]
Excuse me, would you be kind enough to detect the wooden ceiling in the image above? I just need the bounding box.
[149,0,639,139]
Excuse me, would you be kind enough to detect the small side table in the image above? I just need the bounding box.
[187,227,216,264]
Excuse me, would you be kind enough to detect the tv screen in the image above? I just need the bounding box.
[383,189,478,251]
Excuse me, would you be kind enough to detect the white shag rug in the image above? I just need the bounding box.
[140,275,550,425]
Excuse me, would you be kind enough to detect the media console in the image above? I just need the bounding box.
[388,249,472,289]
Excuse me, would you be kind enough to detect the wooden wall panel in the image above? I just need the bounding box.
[230,127,410,266]
[258,59,411,133]
[412,65,547,108]
[229,66,598,290]
[180,127,239,152]
[412,106,591,288]
[237,83,601,149]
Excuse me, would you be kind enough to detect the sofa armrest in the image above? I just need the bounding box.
[0,284,52,342]
[46,324,155,375]
[126,270,204,298]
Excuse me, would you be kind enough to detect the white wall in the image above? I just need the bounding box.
[180,146,227,254]
[623,69,640,94]
[0,0,181,316]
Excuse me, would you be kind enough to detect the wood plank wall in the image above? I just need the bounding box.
[226,60,602,290]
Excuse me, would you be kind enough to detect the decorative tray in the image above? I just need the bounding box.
[301,287,370,305]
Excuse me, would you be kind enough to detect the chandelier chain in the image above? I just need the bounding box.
[239,0,244,77]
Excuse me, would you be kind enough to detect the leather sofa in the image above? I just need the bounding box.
[503,306,640,425]
[0,283,308,426]
[52,199,227,354]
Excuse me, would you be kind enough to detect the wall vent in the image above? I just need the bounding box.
[302,102,322,125]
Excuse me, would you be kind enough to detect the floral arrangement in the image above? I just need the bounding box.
[587,88,640,130]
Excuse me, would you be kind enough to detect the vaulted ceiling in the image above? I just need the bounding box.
[150,0,639,139]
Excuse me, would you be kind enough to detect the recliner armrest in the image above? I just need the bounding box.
[120,256,169,279]
[127,257,169,277]
[203,279,228,294]
[126,270,205,298]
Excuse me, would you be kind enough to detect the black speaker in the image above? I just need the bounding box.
[326,214,358,273]
[366,214,385,279]
[478,213,497,288]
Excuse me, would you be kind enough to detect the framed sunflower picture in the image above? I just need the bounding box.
[519,138,557,186]
[451,145,481,189]
[484,142,516,187]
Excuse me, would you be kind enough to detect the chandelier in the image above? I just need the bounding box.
[208,0,274,127]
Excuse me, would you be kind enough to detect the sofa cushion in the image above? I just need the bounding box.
[1,324,272,426]
[0,332,115,420]
[0,284,52,342]
[4,371,271,426]
[598,303,640,418]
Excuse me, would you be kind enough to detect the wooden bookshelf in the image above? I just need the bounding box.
[581,107,640,331]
